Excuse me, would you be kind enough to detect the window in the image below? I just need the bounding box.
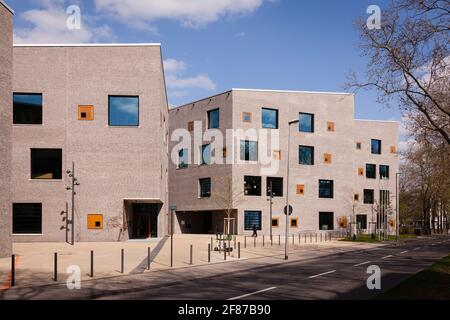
[356,215,367,229]
[319,180,334,198]
[290,218,298,228]
[87,214,103,230]
[31,149,62,179]
[178,149,188,169]
[262,108,278,129]
[273,150,281,160]
[187,121,194,131]
[240,140,258,161]
[272,218,279,227]
[379,165,390,179]
[354,194,359,201]
[366,164,376,179]
[319,212,334,230]
[356,142,362,150]
[390,146,397,154]
[208,108,220,129]
[324,153,332,164]
[364,189,374,204]
[371,139,382,154]
[244,176,261,196]
[244,211,262,231]
[267,177,283,197]
[299,145,314,165]
[12,203,42,234]
[358,167,364,176]
[108,96,139,126]
[78,105,94,120]
[299,112,314,133]
[242,112,252,123]
[199,178,211,198]
[296,184,305,195]
[327,121,335,132]
[201,144,211,165]
[13,93,43,124]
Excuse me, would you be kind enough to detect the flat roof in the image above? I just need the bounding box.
[355,119,400,124]
[13,43,161,47]
[0,0,14,14]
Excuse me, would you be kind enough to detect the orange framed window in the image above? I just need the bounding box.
[242,112,252,123]
[390,146,397,154]
[272,218,279,228]
[87,214,103,230]
[324,153,332,164]
[338,216,348,228]
[273,150,281,160]
[78,105,94,120]
[327,121,335,132]
[296,184,305,195]
[188,121,194,131]
[290,218,298,228]
[356,142,362,150]
[358,167,364,176]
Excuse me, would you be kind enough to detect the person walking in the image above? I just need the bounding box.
[252,224,258,237]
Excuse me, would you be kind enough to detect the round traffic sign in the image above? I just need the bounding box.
[284,205,293,216]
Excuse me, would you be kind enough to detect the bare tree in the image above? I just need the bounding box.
[346,0,450,144]
[107,213,128,241]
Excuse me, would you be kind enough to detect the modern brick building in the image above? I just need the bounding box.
[10,44,169,243]
[169,89,399,236]
[0,0,13,257]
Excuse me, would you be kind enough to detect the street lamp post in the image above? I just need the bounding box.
[285,119,299,260]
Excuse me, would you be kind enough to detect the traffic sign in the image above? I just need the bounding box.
[284,205,293,216]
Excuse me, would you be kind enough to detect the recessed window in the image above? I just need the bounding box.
[208,108,220,129]
[366,164,376,179]
[356,142,362,150]
[178,148,189,169]
[299,112,314,133]
[108,96,139,126]
[358,167,364,176]
[201,144,211,165]
[354,194,359,201]
[87,214,103,230]
[31,148,62,180]
[290,218,298,228]
[187,121,194,131]
[319,212,334,230]
[273,150,281,160]
[272,218,279,228]
[327,121,335,132]
[356,215,367,229]
[299,145,314,165]
[364,189,375,204]
[262,108,278,129]
[267,177,283,197]
[371,139,382,154]
[244,176,261,196]
[324,153,332,164]
[244,211,262,231]
[199,178,211,198]
[240,140,258,161]
[390,146,397,154]
[296,184,305,195]
[13,93,43,124]
[379,165,390,179]
[319,179,334,198]
[78,105,94,121]
[12,203,42,234]
[242,112,252,123]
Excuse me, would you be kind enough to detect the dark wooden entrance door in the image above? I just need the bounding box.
[132,203,159,239]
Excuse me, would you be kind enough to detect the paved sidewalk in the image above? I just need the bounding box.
[0,234,382,290]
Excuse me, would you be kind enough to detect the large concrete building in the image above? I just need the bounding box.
[10,44,169,243]
[0,0,13,257]
[169,89,399,236]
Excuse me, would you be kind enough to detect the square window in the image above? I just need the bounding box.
[371,139,382,154]
[319,180,334,198]
[31,148,62,180]
[272,218,279,228]
[199,178,211,198]
[267,177,283,197]
[244,211,262,231]
[13,93,43,124]
[356,215,367,229]
[178,148,189,169]
[12,203,42,234]
[299,145,314,165]
[319,212,334,230]
[324,153,332,164]
[78,105,94,120]
[262,108,278,129]
[290,218,298,228]
[299,112,314,133]
[296,184,305,195]
[364,189,374,204]
[327,121,335,132]
[390,146,397,154]
[208,108,220,129]
[273,150,281,160]
[240,140,258,161]
[354,194,359,201]
[188,121,194,131]
[244,176,261,196]
[242,112,252,123]
[379,165,390,179]
[108,96,139,126]
[356,142,362,150]
[366,164,376,179]
[87,214,103,230]
[201,144,211,165]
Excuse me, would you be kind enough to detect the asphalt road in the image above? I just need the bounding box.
[2,236,449,300]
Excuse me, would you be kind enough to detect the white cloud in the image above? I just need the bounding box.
[164,59,216,91]
[14,1,113,44]
[94,0,271,28]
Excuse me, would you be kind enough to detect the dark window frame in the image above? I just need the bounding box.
[356,214,368,229]
[108,95,140,127]
[379,165,390,179]
[318,179,334,199]
[371,139,382,155]
[261,107,279,129]
[319,212,334,230]
[13,92,43,125]
[299,112,314,133]
[30,148,63,180]
[199,178,211,198]
[12,203,42,234]
[207,108,220,129]
[266,177,283,197]
[364,189,375,204]
[244,211,262,231]
[200,144,211,165]
[178,148,189,169]
[299,145,314,165]
[366,164,377,179]
[244,176,262,196]
[240,140,258,161]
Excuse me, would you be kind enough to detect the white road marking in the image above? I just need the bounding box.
[308,270,336,279]
[400,250,409,254]
[228,287,277,300]
[354,261,371,267]
[413,247,420,250]
[381,255,393,259]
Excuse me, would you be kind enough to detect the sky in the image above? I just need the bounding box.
[7,0,404,123]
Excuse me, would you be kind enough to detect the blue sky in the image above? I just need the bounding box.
[8,0,402,122]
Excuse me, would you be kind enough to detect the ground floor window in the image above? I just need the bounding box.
[13,203,42,234]
[244,211,261,230]
[290,218,298,228]
[319,212,334,230]
[356,214,367,229]
[272,218,279,227]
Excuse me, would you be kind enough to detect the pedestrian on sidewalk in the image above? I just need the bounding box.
[252,224,258,237]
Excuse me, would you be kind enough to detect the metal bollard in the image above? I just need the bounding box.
[224,243,227,261]
[315,234,317,243]
[208,243,211,263]
[121,249,124,273]
[321,233,323,242]
[299,234,301,244]
[278,234,281,245]
[190,245,193,265]
[238,242,241,259]
[254,236,256,248]
[54,252,58,281]
[244,236,247,249]
[263,235,265,247]
[148,247,151,270]
[11,255,15,287]
[90,250,94,278]
[310,233,312,243]
[234,236,236,249]
[271,235,273,246]
[228,239,231,256]
[292,234,294,245]
[211,237,213,251]
[305,234,307,243]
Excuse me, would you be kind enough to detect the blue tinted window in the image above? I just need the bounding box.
[379,165,389,179]
[13,93,43,124]
[299,145,314,165]
[199,178,211,198]
[319,180,334,198]
[208,109,220,129]
[299,112,314,132]
[262,108,278,129]
[371,139,381,154]
[244,211,262,230]
[366,164,376,179]
[108,96,139,126]
[178,149,189,168]
[240,141,258,161]
[201,144,211,165]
